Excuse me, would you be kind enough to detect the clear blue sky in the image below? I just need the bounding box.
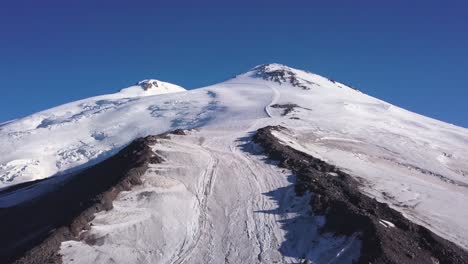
[1,0,467,127]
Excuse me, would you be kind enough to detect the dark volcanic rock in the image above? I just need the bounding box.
[169,128,187,135]
[270,103,311,116]
[251,64,316,90]
[253,125,468,264]
[0,133,170,264]
[138,80,159,90]
[270,104,299,116]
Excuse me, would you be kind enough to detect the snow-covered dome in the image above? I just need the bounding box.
[118,79,186,96]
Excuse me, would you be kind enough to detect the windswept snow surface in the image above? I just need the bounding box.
[2,64,468,262]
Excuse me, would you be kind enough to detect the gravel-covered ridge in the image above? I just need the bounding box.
[253,125,468,264]
[0,130,186,264]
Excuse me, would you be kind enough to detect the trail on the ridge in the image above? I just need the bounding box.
[59,127,312,264]
[168,146,219,264]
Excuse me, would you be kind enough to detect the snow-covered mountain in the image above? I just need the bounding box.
[1,63,468,264]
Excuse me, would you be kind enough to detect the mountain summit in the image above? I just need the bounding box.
[243,63,317,89]
[238,63,355,91]
[118,79,186,96]
[1,64,468,264]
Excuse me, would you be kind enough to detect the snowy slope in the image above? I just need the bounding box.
[1,64,468,263]
[0,80,186,186]
[60,131,361,264]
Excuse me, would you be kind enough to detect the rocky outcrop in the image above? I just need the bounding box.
[253,125,468,264]
[251,64,317,90]
[270,103,312,116]
[138,80,159,90]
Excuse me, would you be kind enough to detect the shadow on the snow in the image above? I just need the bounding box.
[148,90,227,130]
[245,125,468,264]
[237,135,360,264]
